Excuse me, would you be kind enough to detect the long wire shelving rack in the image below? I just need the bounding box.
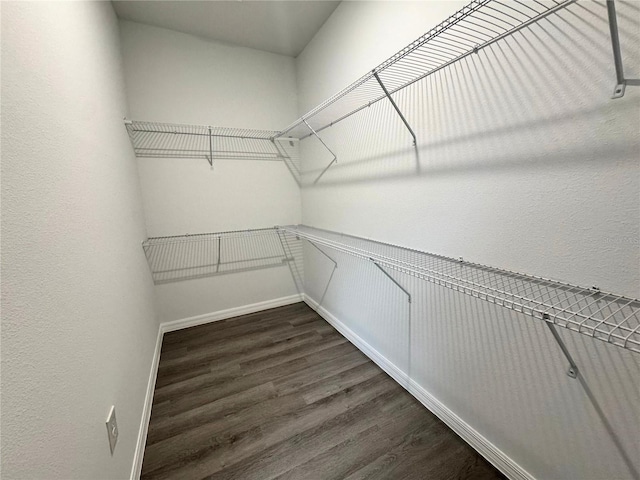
[277,0,578,141]
[125,120,297,167]
[279,225,640,357]
[143,227,303,285]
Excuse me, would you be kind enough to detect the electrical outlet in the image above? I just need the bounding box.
[105,406,118,454]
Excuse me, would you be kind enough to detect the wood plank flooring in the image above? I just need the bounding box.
[141,302,505,480]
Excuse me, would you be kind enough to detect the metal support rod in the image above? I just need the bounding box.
[370,258,412,387]
[216,237,221,273]
[303,119,337,184]
[606,0,626,99]
[208,126,214,167]
[308,241,338,268]
[544,318,579,379]
[370,258,411,303]
[373,72,417,146]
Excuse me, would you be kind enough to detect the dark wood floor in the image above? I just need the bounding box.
[142,302,505,480]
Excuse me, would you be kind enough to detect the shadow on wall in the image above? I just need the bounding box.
[293,1,639,188]
[304,236,640,479]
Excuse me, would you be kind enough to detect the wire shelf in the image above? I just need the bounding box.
[279,225,640,354]
[278,0,576,140]
[125,120,294,164]
[142,227,303,285]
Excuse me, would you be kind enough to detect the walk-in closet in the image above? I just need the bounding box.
[2,1,639,479]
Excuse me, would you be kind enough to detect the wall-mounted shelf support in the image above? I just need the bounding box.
[309,241,338,269]
[207,127,214,167]
[303,119,337,184]
[373,72,417,147]
[607,0,627,99]
[370,258,411,304]
[544,317,579,379]
[370,257,412,385]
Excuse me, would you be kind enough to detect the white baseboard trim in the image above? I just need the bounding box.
[130,326,163,480]
[160,294,304,333]
[130,293,303,479]
[303,294,535,480]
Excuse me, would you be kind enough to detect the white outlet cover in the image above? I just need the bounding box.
[105,406,118,454]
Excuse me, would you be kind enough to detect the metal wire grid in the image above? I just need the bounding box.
[125,120,287,162]
[278,0,576,140]
[279,225,640,354]
[142,228,302,285]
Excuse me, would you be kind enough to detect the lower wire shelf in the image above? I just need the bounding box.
[142,227,302,285]
[279,225,640,354]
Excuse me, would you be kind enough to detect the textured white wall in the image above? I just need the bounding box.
[119,21,302,322]
[1,2,159,479]
[297,1,640,479]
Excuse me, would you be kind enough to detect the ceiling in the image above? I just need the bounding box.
[112,1,341,57]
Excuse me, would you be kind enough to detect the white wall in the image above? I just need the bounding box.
[297,1,640,479]
[119,21,302,322]
[1,3,159,479]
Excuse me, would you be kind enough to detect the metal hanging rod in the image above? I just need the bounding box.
[124,119,294,166]
[278,225,640,355]
[277,0,580,140]
[142,227,301,285]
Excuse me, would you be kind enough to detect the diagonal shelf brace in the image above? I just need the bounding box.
[371,258,412,385]
[304,238,339,308]
[308,241,338,268]
[544,315,579,379]
[207,126,214,167]
[303,119,338,184]
[370,258,411,303]
[373,72,417,146]
[607,0,627,99]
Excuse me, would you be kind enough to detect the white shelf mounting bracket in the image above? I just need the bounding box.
[373,72,417,147]
[303,119,337,184]
[207,126,214,168]
[607,0,628,99]
[370,258,411,304]
[544,316,579,379]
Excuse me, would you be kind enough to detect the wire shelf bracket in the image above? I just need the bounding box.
[545,319,579,379]
[373,72,417,147]
[303,119,337,184]
[370,258,411,304]
[606,0,633,99]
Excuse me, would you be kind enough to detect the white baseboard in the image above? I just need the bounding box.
[303,294,535,480]
[161,294,304,333]
[130,293,303,479]
[130,326,163,480]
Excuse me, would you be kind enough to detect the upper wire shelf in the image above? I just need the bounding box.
[125,120,296,166]
[278,0,576,140]
[279,225,640,354]
[142,227,303,285]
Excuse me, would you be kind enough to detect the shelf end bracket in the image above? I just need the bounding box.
[373,72,417,146]
[544,316,578,379]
